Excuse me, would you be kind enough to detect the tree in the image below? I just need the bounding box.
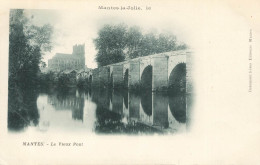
[94,24,127,66]
[8,9,53,130]
[94,23,187,66]
[125,26,142,59]
[9,9,53,87]
[157,32,177,53]
[25,24,53,53]
[40,61,47,68]
[139,32,158,56]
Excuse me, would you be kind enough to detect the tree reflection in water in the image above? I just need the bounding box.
[8,86,188,134]
[8,88,39,131]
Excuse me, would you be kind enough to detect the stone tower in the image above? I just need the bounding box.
[72,44,85,66]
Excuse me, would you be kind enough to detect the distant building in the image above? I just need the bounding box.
[48,44,85,72]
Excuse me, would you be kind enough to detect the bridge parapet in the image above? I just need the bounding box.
[106,49,190,67]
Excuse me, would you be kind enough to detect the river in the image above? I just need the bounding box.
[8,87,191,135]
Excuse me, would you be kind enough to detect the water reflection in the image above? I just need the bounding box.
[8,88,39,131]
[153,93,169,129]
[8,87,189,134]
[169,94,186,123]
[47,88,84,121]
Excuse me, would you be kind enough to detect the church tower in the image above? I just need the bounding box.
[73,44,85,57]
[73,44,85,68]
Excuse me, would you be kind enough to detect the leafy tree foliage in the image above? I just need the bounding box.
[9,9,53,88]
[8,9,53,130]
[94,24,127,66]
[25,24,53,53]
[125,26,142,59]
[94,24,187,66]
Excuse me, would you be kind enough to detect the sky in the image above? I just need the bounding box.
[24,7,191,69]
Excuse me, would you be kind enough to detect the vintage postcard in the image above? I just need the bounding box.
[0,0,260,164]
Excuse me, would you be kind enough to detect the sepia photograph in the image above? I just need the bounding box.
[1,0,260,164]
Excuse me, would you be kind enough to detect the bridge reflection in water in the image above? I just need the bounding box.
[37,87,189,134]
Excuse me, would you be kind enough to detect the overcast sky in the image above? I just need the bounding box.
[24,8,191,68]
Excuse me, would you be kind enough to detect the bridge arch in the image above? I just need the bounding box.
[141,65,153,90]
[168,55,186,77]
[168,63,186,93]
[140,65,153,116]
[141,91,152,116]
[139,59,152,80]
[168,94,186,123]
[123,69,129,88]
[110,72,113,88]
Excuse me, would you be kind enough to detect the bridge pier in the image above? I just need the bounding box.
[99,67,110,88]
[112,65,124,88]
[129,61,140,89]
[92,68,100,88]
[152,56,168,91]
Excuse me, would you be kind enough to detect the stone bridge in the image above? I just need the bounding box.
[89,49,192,93]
